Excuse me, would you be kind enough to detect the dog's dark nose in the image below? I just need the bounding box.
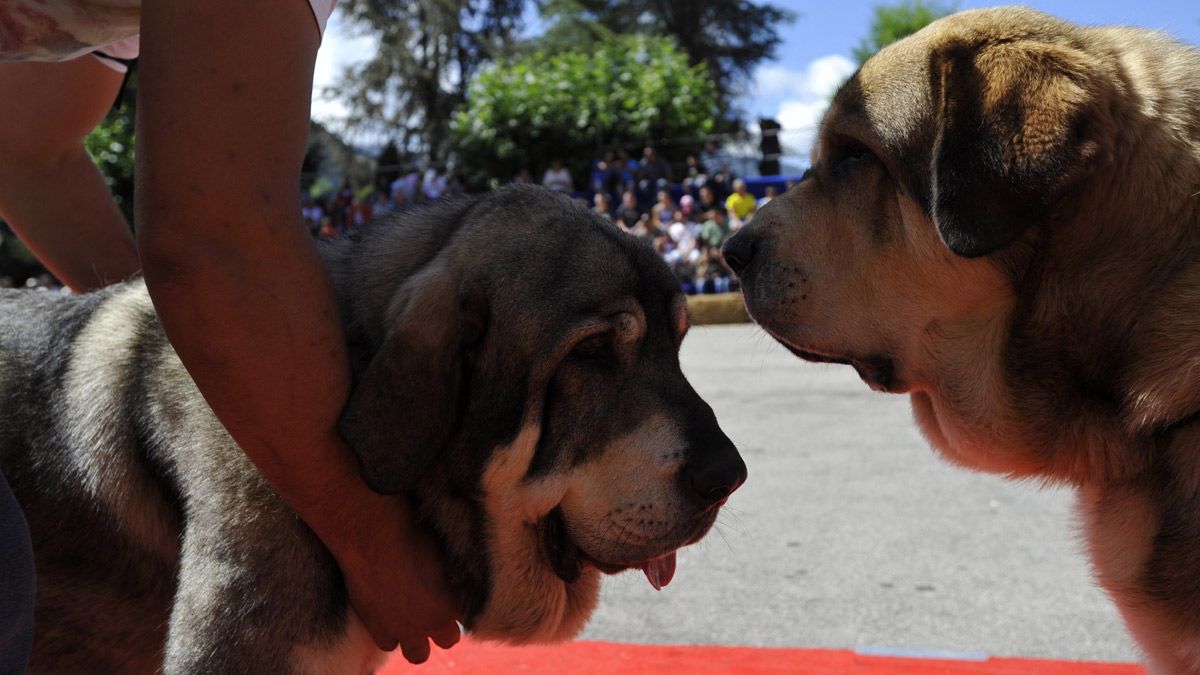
[721,229,759,277]
[682,438,748,509]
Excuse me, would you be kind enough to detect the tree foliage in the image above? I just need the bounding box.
[853,0,954,64]
[450,35,717,189]
[84,75,137,224]
[329,0,525,160]
[534,0,795,120]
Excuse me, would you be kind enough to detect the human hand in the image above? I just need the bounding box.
[332,495,462,664]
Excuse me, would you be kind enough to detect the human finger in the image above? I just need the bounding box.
[400,636,432,665]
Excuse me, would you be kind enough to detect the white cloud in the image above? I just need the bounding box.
[754,54,857,160]
[754,64,812,97]
[311,11,377,123]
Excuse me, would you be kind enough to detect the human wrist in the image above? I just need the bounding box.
[294,457,416,564]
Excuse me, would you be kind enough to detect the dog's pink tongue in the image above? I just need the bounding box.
[642,552,677,591]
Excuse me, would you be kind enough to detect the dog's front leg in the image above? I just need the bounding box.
[162,471,367,675]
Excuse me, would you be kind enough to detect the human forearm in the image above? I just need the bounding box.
[0,147,138,291]
[0,59,137,291]
[137,220,356,498]
[135,1,460,659]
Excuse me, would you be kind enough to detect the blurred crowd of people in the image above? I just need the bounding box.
[300,166,467,239]
[584,144,781,295]
[301,144,785,296]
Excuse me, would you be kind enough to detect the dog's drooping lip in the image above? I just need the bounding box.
[772,338,904,393]
[538,508,679,591]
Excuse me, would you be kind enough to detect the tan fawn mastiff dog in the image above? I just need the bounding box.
[723,7,1200,672]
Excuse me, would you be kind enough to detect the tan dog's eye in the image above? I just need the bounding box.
[832,138,875,176]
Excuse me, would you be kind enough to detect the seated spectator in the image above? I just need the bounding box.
[423,167,447,201]
[725,178,757,229]
[542,159,573,193]
[664,213,700,272]
[700,208,731,249]
[590,151,617,197]
[370,189,393,217]
[634,213,660,242]
[678,194,697,224]
[696,245,732,294]
[389,185,409,211]
[682,154,707,197]
[650,190,677,229]
[758,185,779,208]
[332,179,354,231]
[513,167,532,183]
[697,185,720,216]
[614,190,642,232]
[446,168,466,196]
[318,216,337,239]
[301,194,324,235]
[616,149,639,194]
[699,140,733,200]
[593,192,614,222]
[347,192,373,228]
[641,146,672,191]
[390,167,421,204]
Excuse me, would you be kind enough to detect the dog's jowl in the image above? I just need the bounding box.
[726,7,1200,672]
[0,185,746,674]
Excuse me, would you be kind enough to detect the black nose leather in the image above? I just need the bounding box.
[682,440,748,509]
[721,230,758,276]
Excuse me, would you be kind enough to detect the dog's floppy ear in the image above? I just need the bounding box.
[339,262,486,494]
[929,39,1110,257]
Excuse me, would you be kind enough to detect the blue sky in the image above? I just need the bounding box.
[313,1,1200,163]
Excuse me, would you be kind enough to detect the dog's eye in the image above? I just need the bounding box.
[571,333,610,360]
[832,140,874,175]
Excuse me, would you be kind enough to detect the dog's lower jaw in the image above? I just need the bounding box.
[469,548,602,644]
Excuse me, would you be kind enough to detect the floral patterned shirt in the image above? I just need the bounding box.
[0,0,140,62]
[0,1,337,63]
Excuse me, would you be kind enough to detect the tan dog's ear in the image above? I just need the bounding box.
[929,39,1110,257]
[339,264,486,494]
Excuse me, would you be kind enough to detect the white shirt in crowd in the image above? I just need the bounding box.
[542,167,573,193]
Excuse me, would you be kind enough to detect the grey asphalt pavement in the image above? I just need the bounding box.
[578,323,1140,664]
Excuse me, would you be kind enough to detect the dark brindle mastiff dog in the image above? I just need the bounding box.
[724,6,1200,671]
[0,185,746,674]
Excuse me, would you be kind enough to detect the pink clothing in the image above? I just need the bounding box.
[0,0,338,72]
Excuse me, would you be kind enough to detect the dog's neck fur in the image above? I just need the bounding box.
[918,38,1200,488]
[417,422,600,643]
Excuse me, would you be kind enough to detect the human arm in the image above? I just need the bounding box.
[135,0,459,662]
[0,58,139,291]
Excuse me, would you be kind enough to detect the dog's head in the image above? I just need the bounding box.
[334,185,746,643]
[723,7,1127,470]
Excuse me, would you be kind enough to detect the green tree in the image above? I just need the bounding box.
[534,0,795,121]
[84,75,137,224]
[449,35,718,189]
[853,0,954,65]
[329,0,526,160]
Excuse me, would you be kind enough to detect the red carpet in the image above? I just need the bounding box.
[379,640,1145,674]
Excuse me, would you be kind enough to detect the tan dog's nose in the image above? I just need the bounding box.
[721,229,760,277]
